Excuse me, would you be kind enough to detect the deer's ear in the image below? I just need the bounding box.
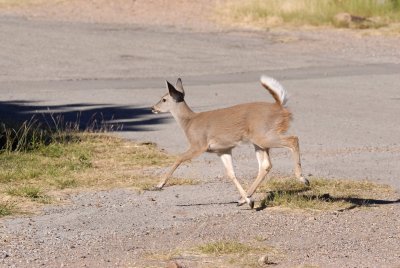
[166,80,184,102]
[175,78,185,96]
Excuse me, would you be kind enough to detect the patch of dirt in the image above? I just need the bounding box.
[0,0,224,31]
[1,184,399,267]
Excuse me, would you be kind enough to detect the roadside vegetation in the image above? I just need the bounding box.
[257,177,396,211]
[148,240,279,267]
[0,118,180,217]
[218,0,400,32]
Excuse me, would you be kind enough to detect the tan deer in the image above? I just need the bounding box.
[151,76,309,209]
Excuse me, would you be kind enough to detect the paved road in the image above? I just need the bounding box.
[1,15,400,190]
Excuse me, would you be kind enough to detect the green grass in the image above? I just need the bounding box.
[53,178,78,189]
[218,0,400,30]
[257,177,396,211]
[0,202,15,217]
[6,186,51,203]
[7,186,43,199]
[0,143,92,183]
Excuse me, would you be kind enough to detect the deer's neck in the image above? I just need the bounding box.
[170,101,196,131]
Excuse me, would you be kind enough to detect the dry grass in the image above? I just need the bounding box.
[256,177,397,211]
[197,241,257,255]
[147,240,279,267]
[0,202,15,217]
[217,0,400,32]
[0,133,187,217]
[0,0,56,7]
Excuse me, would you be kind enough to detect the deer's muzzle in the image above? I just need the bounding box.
[151,106,160,114]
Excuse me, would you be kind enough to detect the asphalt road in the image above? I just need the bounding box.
[1,15,400,190]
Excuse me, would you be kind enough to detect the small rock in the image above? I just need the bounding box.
[258,254,277,266]
[0,251,10,259]
[258,255,269,266]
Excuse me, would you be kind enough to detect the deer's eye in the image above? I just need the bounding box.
[162,99,167,102]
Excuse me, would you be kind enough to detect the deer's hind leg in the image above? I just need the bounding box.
[252,135,309,186]
[279,136,309,186]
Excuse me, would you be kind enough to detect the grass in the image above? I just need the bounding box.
[256,177,397,211]
[148,241,278,267]
[0,0,61,7]
[0,202,14,217]
[197,241,256,255]
[218,0,400,31]
[6,185,51,203]
[0,119,179,217]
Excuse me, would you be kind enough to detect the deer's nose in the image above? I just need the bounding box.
[151,106,159,114]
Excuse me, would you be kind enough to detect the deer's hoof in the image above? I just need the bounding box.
[149,183,164,191]
[149,187,162,191]
[238,197,255,209]
[247,198,255,209]
[237,198,246,206]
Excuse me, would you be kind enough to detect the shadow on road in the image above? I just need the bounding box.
[0,100,168,132]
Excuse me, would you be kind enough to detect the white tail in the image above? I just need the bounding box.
[260,75,288,106]
[151,77,309,209]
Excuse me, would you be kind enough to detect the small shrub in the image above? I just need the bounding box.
[198,241,253,255]
[7,186,43,199]
[0,202,15,217]
[54,178,78,189]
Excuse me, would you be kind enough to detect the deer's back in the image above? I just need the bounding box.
[186,102,292,150]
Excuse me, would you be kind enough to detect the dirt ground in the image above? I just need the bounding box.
[1,1,400,267]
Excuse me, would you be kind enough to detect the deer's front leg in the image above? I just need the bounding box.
[155,147,205,189]
[219,152,254,209]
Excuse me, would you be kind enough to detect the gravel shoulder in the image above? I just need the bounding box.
[1,1,400,267]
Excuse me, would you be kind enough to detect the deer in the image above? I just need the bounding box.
[151,76,309,209]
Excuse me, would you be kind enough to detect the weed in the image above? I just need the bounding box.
[7,186,44,199]
[0,202,15,217]
[198,241,254,255]
[54,178,78,189]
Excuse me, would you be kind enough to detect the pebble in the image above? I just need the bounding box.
[0,251,10,259]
